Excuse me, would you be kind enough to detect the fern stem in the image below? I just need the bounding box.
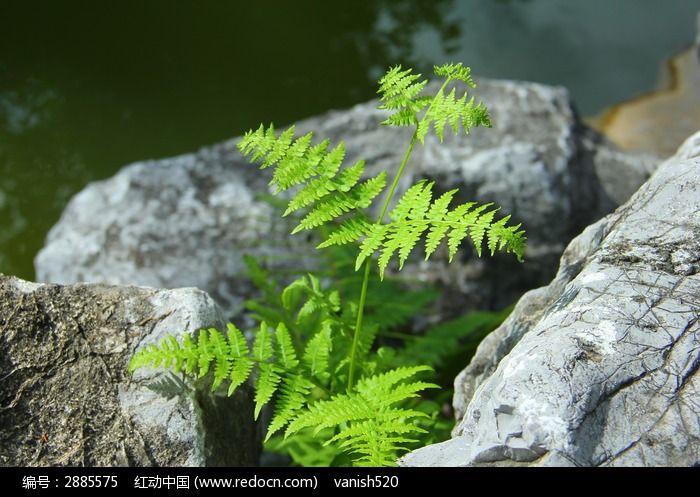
[348,77,454,391]
[348,131,418,390]
[348,259,372,390]
[373,75,452,226]
[376,133,419,224]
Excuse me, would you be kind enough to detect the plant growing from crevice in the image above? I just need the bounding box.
[129,63,526,466]
[243,251,512,466]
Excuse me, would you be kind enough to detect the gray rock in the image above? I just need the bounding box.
[34,146,290,317]
[35,78,657,315]
[0,275,258,466]
[401,130,700,467]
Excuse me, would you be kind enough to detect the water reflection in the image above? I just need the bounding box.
[0,86,59,135]
[363,0,461,79]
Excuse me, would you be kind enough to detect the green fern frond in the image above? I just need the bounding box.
[279,275,341,324]
[251,322,282,416]
[488,215,526,259]
[434,62,475,87]
[356,181,525,279]
[283,156,361,216]
[180,334,199,374]
[355,224,389,271]
[195,328,215,378]
[266,373,314,440]
[329,419,427,466]
[210,329,231,390]
[285,365,437,466]
[228,355,254,397]
[291,193,358,234]
[379,63,490,145]
[238,125,385,247]
[128,324,256,397]
[416,87,490,143]
[283,178,331,217]
[254,362,283,420]
[424,189,457,256]
[238,123,274,163]
[283,393,365,435]
[128,343,162,373]
[377,66,430,127]
[226,323,248,357]
[354,365,434,397]
[352,172,388,208]
[280,276,308,311]
[316,216,373,249]
[317,142,345,177]
[236,64,517,281]
[334,159,366,191]
[377,65,429,116]
[303,320,333,382]
[295,277,323,320]
[290,174,386,235]
[253,322,273,362]
[382,107,418,127]
[275,322,299,369]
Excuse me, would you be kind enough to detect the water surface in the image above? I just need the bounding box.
[1,0,697,279]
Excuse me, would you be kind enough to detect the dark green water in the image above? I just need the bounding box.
[1,0,698,280]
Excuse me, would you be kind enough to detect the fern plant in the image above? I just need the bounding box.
[243,251,510,466]
[129,63,526,466]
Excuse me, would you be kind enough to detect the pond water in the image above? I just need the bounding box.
[1,0,698,280]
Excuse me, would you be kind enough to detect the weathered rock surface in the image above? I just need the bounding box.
[33,148,286,318]
[0,275,258,466]
[401,131,700,467]
[35,79,657,315]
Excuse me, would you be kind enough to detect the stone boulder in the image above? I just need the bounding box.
[401,130,700,467]
[0,275,258,466]
[35,79,657,316]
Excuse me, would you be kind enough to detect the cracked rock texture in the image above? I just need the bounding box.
[35,79,657,316]
[401,131,700,467]
[0,275,258,466]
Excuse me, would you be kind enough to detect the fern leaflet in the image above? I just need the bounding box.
[239,125,386,244]
[378,62,490,144]
[285,365,437,466]
[354,180,525,278]
[303,320,333,382]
